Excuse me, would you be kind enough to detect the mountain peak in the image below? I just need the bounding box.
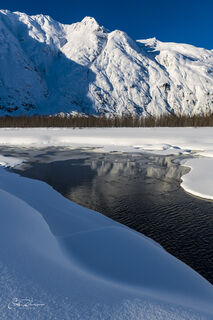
[0,9,11,14]
[0,9,213,117]
[81,16,99,27]
[138,37,158,47]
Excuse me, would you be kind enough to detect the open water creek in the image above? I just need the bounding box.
[1,146,213,284]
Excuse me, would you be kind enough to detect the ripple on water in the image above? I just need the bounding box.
[6,148,213,285]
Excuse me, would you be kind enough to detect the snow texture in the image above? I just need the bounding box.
[0,156,213,319]
[181,157,213,200]
[0,127,211,154]
[0,154,23,167]
[0,10,213,116]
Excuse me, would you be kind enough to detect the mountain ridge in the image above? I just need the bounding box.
[0,9,213,116]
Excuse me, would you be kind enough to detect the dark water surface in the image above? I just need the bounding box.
[5,147,213,284]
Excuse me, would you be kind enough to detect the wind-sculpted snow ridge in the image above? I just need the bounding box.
[0,10,213,116]
[0,159,213,319]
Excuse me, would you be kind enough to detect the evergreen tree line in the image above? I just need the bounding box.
[0,113,213,127]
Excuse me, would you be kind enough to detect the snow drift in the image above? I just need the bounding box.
[0,161,213,319]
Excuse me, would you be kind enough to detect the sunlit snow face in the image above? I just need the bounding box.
[0,10,213,116]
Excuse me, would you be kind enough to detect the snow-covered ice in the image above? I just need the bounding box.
[0,127,213,200]
[1,127,213,319]
[0,154,23,167]
[0,127,211,152]
[181,157,213,200]
[0,157,213,319]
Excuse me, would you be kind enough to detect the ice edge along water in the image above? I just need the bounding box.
[0,127,212,200]
[0,127,213,319]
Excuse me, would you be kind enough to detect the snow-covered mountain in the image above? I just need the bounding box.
[0,9,213,116]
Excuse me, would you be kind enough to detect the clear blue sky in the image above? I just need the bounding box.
[1,0,213,49]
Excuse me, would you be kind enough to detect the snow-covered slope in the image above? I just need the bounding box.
[0,161,213,319]
[0,9,213,116]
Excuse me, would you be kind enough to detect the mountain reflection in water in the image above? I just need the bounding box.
[8,148,213,285]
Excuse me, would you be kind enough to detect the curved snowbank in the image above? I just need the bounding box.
[181,157,213,200]
[0,163,213,318]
